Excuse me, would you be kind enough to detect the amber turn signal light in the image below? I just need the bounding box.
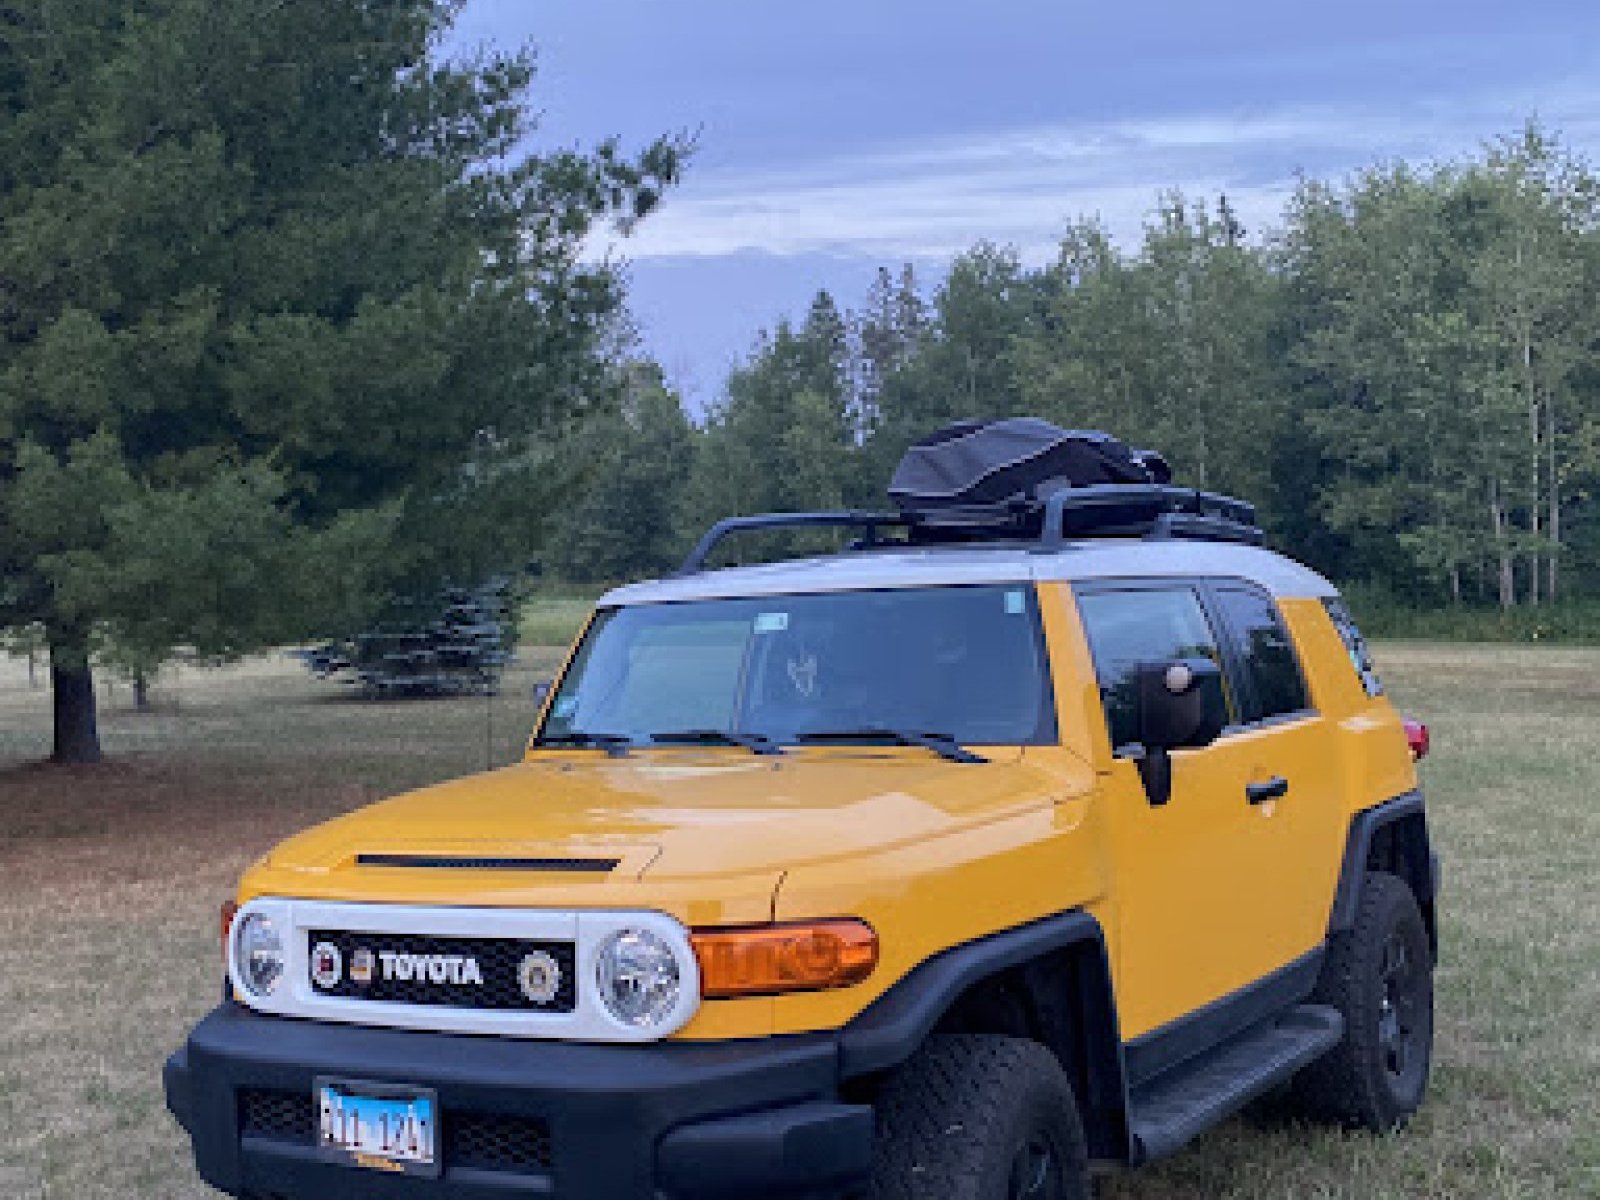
[692,920,878,999]
[220,899,238,966]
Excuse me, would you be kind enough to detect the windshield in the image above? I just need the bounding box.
[538,584,1055,748]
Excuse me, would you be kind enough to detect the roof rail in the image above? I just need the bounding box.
[677,510,913,575]
[677,484,1263,575]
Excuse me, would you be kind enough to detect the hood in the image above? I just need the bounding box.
[245,748,1092,912]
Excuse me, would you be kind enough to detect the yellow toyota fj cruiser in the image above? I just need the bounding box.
[166,422,1438,1200]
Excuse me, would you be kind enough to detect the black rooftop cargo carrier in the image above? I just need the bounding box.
[888,418,1171,510]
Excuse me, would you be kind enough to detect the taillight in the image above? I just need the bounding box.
[221,899,239,967]
[691,920,878,999]
[1403,719,1430,761]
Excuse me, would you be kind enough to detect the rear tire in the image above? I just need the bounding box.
[1290,870,1433,1131]
[868,1034,1091,1200]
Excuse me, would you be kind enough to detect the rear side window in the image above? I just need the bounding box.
[1076,587,1232,751]
[1323,597,1384,697]
[1211,586,1309,721]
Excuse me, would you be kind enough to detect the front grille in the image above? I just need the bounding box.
[238,1089,553,1174]
[446,1110,554,1172]
[241,1089,316,1143]
[306,930,576,1012]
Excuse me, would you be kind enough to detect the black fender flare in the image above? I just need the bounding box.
[1328,789,1440,957]
[838,910,1131,1159]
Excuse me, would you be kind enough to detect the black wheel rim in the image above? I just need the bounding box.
[1007,1134,1065,1200]
[1377,929,1427,1091]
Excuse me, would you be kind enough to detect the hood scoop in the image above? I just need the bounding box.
[355,853,620,873]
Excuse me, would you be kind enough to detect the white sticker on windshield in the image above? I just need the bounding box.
[1004,589,1026,615]
[553,696,578,718]
[754,612,790,634]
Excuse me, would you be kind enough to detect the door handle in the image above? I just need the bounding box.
[1246,775,1290,804]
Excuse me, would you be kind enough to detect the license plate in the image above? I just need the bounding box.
[316,1078,438,1176]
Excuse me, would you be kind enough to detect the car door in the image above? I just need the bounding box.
[1073,581,1320,1041]
[1204,582,1348,978]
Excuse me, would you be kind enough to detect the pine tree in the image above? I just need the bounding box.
[548,364,697,582]
[0,0,684,760]
[682,293,858,560]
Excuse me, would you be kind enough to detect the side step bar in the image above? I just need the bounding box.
[1128,1004,1344,1164]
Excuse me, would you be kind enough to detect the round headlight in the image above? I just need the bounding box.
[233,911,285,998]
[595,928,681,1028]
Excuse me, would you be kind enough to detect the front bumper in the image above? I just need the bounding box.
[165,1003,872,1200]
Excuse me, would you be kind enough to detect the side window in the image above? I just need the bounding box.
[1211,586,1309,721]
[1323,597,1384,697]
[1076,587,1231,752]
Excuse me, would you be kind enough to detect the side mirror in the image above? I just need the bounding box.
[1133,658,1227,806]
[1136,658,1226,751]
[531,680,552,706]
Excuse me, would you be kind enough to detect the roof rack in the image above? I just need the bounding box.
[1036,483,1262,549]
[677,484,1264,575]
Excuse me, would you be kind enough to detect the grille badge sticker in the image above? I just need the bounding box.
[310,942,343,990]
[518,951,563,1004]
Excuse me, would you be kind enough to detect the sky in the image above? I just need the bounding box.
[449,1,1600,406]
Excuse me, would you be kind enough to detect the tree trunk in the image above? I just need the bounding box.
[132,671,150,712]
[49,626,102,764]
[1519,256,1539,607]
[1547,393,1560,602]
[1490,481,1515,611]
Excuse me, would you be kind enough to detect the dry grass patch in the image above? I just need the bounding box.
[0,642,1596,1198]
[0,650,562,1200]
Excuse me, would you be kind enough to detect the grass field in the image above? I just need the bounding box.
[0,638,1596,1198]
[517,587,598,648]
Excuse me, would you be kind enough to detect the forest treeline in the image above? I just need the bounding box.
[550,126,1600,613]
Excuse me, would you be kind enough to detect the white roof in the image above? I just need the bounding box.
[601,540,1338,607]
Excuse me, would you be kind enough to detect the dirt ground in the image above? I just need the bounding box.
[0,642,1596,1198]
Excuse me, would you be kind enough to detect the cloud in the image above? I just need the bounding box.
[609,87,1600,265]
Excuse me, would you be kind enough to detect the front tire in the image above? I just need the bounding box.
[868,1034,1090,1200]
[1291,870,1434,1130]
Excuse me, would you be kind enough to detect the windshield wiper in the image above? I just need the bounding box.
[795,728,987,764]
[533,731,633,757]
[651,729,784,756]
